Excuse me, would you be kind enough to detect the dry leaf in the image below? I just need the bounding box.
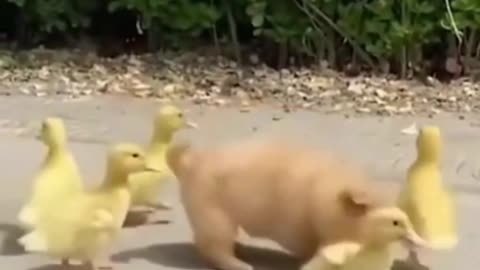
[401,123,418,135]
[0,48,478,115]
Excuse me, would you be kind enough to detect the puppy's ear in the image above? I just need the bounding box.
[339,187,373,216]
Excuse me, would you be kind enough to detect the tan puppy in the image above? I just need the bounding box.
[167,139,399,270]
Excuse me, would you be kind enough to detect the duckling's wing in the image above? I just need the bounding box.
[88,209,115,230]
[129,170,169,205]
[18,172,73,229]
[412,189,458,249]
[22,165,83,224]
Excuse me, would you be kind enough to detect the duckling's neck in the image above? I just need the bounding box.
[416,151,440,164]
[102,166,129,189]
[151,128,173,147]
[44,144,67,165]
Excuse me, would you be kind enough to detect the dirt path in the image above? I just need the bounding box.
[0,95,477,270]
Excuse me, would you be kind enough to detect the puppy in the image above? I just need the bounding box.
[167,139,393,270]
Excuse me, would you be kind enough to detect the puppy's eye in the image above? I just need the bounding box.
[131,153,140,158]
[392,220,399,226]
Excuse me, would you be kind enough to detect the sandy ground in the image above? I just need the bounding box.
[0,95,478,270]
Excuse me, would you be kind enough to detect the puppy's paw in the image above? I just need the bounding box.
[300,256,330,270]
[216,259,253,270]
[229,261,254,270]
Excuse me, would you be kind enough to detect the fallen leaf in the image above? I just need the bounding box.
[401,123,418,135]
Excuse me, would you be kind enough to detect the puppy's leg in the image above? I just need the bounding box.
[193,208,252,270]
[300,253,330,270]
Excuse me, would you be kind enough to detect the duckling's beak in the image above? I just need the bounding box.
[185,121,198,129]
[144,161,161,172]
[402,228,430,250]
[144,166,161,172]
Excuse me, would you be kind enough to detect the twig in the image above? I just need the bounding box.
[472,169,480,181]
[444,0,462,44]
[392,156,403,169]
[210,0,220,54]
[296,0,376,70]
[456,160,466,175]
[294,0,326,58]
[476,36,480,58]
[400,0,410,78]
[222,0,241,64]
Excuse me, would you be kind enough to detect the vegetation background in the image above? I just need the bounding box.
[0,0,479,80]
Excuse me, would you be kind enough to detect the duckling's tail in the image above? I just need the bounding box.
[166,141,194,179]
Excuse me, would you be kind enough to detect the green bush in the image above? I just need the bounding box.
[107,0,220,50]
[6,0,98,43]
[0,0,479,78]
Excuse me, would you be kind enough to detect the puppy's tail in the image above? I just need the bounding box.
[166,141,195,178]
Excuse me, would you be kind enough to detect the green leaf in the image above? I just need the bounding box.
[252,14,264,27]
[7,0,26,7]
[253,28,263,36]
[107,1,124,12]
[414,1,436,14]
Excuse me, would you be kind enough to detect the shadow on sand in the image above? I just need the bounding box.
[0,222,26,255]
[28,264,93,270]
[122,210,171,228]
[111,242,301,270]
[392,259,430,270]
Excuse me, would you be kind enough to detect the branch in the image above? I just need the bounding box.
[295,0,376,70]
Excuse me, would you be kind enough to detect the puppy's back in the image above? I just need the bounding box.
[188,139,368,230]
[178,138,388,258]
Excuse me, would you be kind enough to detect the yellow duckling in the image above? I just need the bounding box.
[17,143,158,269]
[301,207,429,270]
[18,117,83,230]
[398,126,458,253]
[128,105,197,211]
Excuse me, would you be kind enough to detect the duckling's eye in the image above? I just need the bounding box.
[177,112,183,118]
[131,153,140,158]
[392,220,400,226]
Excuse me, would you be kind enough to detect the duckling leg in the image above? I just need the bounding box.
[61,259,70,267]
